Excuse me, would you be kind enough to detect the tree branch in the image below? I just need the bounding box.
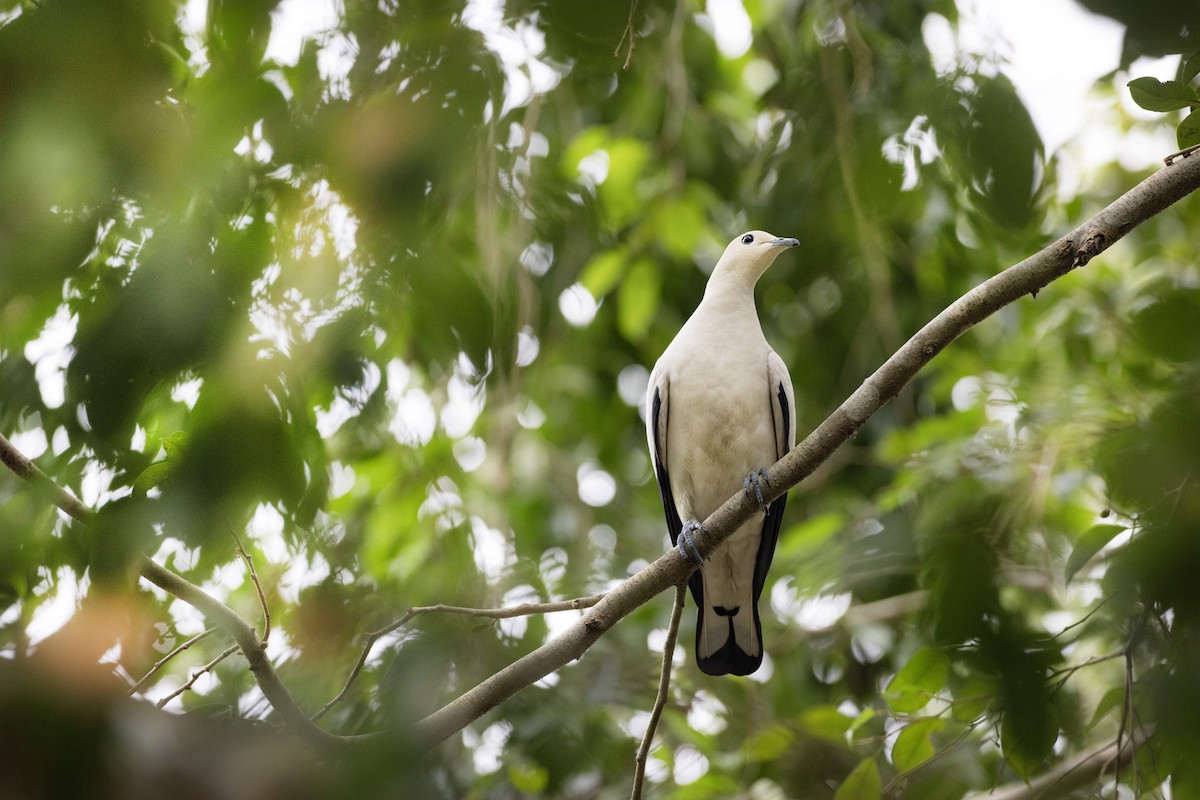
[156,642,239,709]
[963,725,1152,800]
[128,626,218,695]
[413,152,1200,747]
[0,432,371,754]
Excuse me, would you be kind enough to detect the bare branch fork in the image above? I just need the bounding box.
[2,151,1200,755]
[315,594,606,721]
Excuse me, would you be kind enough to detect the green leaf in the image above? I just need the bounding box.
[1133,289,1200,361]
[508,762,549,793]
[833,758,881,800]
[646,195,708,258]
[1179,107,1200,149]
[161,431,191,461]
[892,717,944,772]
[1182,50,1200,84]
[849,707,877,734]
[1128,77,1200,112]
[562,126,609,176]
[616,258,661,342]
[1001,698,1058,778]
[579,248,626,299]
[801,705,853,745]
[951,675,996,723]
[1088,686,1126,731]
[885,647,950,713]
[743,723,795,761]
[781,511,844,552]
[132,461,175,494]
[597,137,651,228]
[1065,524,1125,583]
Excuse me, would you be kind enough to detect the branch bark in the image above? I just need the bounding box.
[413,152,1200,746]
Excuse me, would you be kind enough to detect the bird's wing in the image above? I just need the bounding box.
[647,368,705,609]
[753,350,795,600]
[768,349,796,456]
[647,368,682,545]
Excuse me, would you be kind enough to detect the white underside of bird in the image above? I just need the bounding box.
[647,230,798,676]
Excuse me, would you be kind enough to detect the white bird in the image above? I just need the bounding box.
[646,230,798,676]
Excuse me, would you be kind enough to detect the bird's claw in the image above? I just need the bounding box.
[678,520,705,564]
[744,467,770,513]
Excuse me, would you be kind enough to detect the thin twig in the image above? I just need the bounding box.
[1163,142,1200,165]
[231,528,271,642]
[313,594,607,722]
[404,595,607,624]
[156,643,240,709]
[881,718,986,795]
[128,627,219,695]
[1116,608,1150,789]
[631,583,685,800]
[1047,651,1125,696]
[1033,595,1113,644]
[0,432,366,753]
[614,0,640,70]
[963,724,1152,800]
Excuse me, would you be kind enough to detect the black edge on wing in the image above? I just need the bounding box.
[651,387,704,611]
[752,380,791,601]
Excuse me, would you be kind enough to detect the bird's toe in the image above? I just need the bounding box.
[744,468,770,512]
[678,520,705,564]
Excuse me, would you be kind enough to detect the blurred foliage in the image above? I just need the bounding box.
[1,0,1199,798]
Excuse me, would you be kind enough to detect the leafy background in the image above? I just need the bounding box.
[1,0,1200,797]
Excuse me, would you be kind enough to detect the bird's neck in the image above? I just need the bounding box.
[699,268,761,319]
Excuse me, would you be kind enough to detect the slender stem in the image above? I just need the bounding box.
[156,643,239,709]
[314,594,606,722]
[232,528,271,642]
[631,583,686,800]
[128,627,218,695]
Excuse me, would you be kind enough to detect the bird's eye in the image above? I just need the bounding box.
[741,234,754,245]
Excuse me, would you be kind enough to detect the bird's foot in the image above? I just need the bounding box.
[678,520,705,564]
[744,468,770,513]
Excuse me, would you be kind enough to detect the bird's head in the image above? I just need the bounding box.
[711,230,800,286]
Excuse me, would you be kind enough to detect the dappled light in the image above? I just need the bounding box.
[2,0,1200,798]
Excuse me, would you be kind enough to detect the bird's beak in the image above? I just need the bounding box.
[768,237,800,248]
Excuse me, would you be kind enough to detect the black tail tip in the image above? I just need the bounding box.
[697,642,762,676]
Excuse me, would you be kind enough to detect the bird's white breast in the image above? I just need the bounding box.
[662,307,778,522]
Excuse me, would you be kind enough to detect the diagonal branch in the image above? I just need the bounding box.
[413,152,1200,747]
[963,725,1153,800]
[128,626,218,695]
[156,643,240,709]
[0,432,373,754]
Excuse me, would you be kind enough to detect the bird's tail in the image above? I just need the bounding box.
[695,587,762,676]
